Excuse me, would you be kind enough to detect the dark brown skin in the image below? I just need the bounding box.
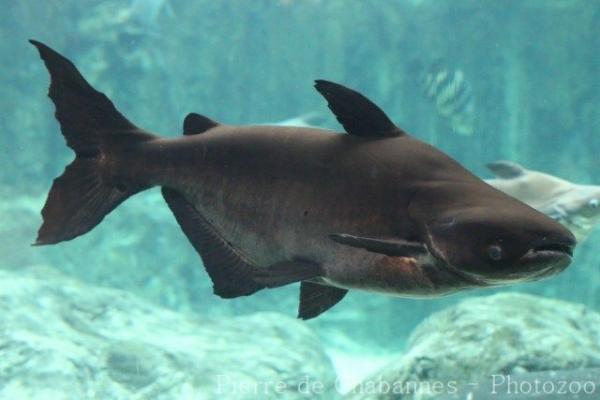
[30,40,576,319]
[131,128,483,294]
[131,127,573,292]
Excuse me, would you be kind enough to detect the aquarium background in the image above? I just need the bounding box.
[1,0,600,398]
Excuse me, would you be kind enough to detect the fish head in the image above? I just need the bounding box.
[545,187,600,241]
[410,182,576,285]
[565,186,600,220]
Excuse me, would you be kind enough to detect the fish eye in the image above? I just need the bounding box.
[588,199,599,209]
[487,245,503,261]
[436,216,456,227]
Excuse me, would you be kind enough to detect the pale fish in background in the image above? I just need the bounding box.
[266,112,328,129]
[486,160,600,242]
[421,61,475,136]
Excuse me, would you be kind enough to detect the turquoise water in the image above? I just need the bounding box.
[2,1,599,398]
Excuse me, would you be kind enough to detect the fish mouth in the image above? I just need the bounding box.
[531,241,574,257]
[476,240,575,286]
[518,240,574,277]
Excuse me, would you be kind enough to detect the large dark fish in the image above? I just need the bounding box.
[30,41,575,320]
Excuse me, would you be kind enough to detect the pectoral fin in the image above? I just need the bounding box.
[330,233,427,257]
[298,282,348,320]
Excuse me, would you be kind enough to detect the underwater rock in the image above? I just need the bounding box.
[344,293,600,399]
[0,266,337,399]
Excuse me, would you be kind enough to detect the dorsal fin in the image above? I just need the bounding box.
[486,160,526,179]
[183,113,219,135]
[314,80,405,138]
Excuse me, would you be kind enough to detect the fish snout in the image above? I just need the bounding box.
[530,229,576,256]
[518,232,576,278]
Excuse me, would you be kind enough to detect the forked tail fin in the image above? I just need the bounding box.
[30,40,154,245]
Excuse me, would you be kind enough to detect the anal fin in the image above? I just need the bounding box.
[162,188,326,300]
[162,187,263,298]
[299,282,348,320]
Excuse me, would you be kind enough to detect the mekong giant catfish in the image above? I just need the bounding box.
[30,41,575,319]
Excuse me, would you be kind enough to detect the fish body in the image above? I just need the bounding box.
[132,126,489,297]
[30,41,575,319]
[486,161,600,242]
